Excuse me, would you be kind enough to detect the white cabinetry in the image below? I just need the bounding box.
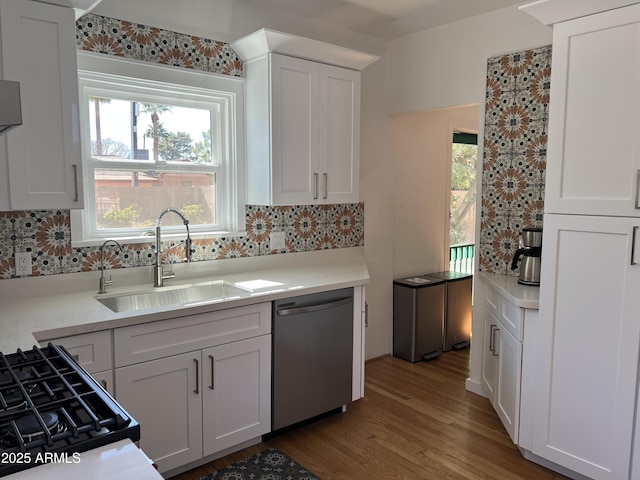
[40,330,114,395]
[0,0,83,211]
[544,4,640,217]
[533,215,640,480]
[479,280,525,444]
[243,53,360,205]
[113,303,271,475]
[520,4,640,479]
[233,29,378,206]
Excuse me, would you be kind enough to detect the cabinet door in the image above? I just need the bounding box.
[0,0,82,210]
[494,324,522,444]
[545,5,640,216]
[481,308,499,402]
[202,335,271,456]
[92,369,114,396]
[115,351,202,474]
[318,64,360,204]
[271,53,319,205]
[533,214,640,479]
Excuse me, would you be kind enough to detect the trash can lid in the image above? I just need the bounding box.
[393,276,445,288]
[426,271,473,281]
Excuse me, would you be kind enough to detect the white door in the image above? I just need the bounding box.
[115,351,202,473]
[494,325,521,444]
[319,64,360,204]
[270,53,319,205]
[0,0,82,210]
[533,214,640,479]
[202,335,271,456]
[544,5,640,217]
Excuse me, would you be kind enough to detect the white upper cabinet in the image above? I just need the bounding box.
[233,29,377,206]
[0,0,83,210]
[544,4,640,216]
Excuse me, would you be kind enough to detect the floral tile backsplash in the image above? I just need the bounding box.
[76,13,243,77]
[479,45,552,276]
[0,204,364,279]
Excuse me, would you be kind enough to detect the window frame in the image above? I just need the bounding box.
[71,51,246,247]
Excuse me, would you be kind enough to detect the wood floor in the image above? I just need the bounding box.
[169,349,567,480]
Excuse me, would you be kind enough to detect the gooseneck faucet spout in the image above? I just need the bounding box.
[98,239,123,294]
[154,208,192,287]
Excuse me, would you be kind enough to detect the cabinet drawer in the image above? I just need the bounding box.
[114,303,271,367]
[42,330,113,374]
[498,296,524,342]
[485,284,500,317]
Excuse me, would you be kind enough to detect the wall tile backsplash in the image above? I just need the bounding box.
[0,204,364,279]
[0,15,364,281]
[479,45,552,276]
[76,14,243,77]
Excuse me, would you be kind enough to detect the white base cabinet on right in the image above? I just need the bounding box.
[479,278,530,444]
[531,214,640,480]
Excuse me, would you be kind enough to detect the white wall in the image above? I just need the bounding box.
[386,6,552,114]
[393,105,478,281]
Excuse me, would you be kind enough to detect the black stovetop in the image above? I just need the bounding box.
[0,343,140,477]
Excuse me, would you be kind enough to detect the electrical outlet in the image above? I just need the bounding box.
[15,252,31,276]
[270,231,286,250]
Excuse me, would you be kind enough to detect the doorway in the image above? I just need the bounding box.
[449,132,477,273]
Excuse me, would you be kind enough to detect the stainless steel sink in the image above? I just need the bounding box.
[96,280,248,313]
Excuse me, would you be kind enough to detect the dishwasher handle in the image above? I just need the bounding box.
[276,297,352,316]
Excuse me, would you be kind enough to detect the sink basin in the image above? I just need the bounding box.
[96,280,248,313]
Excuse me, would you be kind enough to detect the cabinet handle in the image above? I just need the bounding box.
[489,324,497,352]
[194,358,199,394]
[72,164,79,202]
[101,379,108,390]
[635,170,640,209]
[313,173,319,199]
[632,226,639,266]
[492,328,500,357]
[209,355,215,390]
[323,173,328,199]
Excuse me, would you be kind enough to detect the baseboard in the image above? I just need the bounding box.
[464,378,486,397]
[519,448,592,480]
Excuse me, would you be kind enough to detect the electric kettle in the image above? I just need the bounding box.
[511,228,542,286]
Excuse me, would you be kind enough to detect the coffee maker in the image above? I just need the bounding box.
[510,228,542,286]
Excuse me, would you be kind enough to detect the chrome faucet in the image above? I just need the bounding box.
[154,208,192,287]
[98,239,123,294]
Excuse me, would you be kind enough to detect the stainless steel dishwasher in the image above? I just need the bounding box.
[272,288,353,431]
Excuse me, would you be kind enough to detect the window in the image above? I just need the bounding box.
[71,52,245,246]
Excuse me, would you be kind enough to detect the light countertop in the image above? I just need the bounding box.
[5,440,162,480]
[478,272,540,309]
[0,247,369,353]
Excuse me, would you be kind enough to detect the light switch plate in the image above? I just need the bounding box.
[270,231,286,250]
[15,252,31,276]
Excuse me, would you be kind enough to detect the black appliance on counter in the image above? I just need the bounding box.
[0,343,140,477]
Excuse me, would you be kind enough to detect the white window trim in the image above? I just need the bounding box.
[71,51,246,247]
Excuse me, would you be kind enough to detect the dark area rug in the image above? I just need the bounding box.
[197,448,321,480]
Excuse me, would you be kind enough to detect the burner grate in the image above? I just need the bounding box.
[0,344,140,477]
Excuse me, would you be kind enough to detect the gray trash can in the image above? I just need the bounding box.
[425,271,472,351]
[393,276,445,362]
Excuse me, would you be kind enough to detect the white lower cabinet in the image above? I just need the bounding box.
[113,303,272,475]
[479,279,528,444]
[115,335,270,474]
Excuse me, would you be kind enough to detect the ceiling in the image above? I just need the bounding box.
[246,0,530,41]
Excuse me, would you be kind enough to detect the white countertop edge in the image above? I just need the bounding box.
[0,247,370,351]
[478,272,540,309]
[4,440,162,480]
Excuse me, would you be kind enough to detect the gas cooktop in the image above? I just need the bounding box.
[0,344,140,477]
